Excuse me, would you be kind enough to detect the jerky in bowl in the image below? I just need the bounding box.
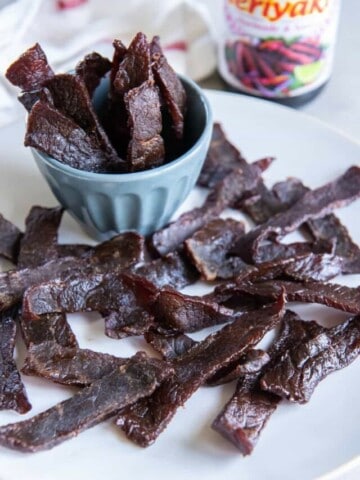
[6,35,213,240]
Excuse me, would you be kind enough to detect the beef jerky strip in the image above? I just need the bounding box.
[110,39,127,89]
[0,214,22,263]
[43,74,124,171]
[75,52,112,97]
[226,280,360,315]
[144,329,269,386]
[151,165,262,256]
[231,166,360,263]
[0,306,31,414]
[24,101,117,173]
[211,310,300,453]
[21,343,128,386]
[0,353,172,452]
[253,238,332,264]
[134,251,199,289]
[116,295,285,447]
[155,287,235,333]
[21,313,78,349]
[260,314,360,403]
[151,38,186,139]
[184,218,247,281]
[198,123,249,188]
[0,231,144,311]
[17,205,63,267]
[23,273,158,339]
[125,80,164,171]
[6,43,54,111]
[306,214,360,274]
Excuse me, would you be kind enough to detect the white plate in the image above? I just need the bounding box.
[0,91,359,480]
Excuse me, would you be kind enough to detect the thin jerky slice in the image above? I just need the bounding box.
[110,39,127,88]
[113,32,152,95]
[116,295,285,447]
[151,46,186,139]
[207,349,270,387]
[253,238,331,264]
[75,52,111,97]
[0,307,31,414]
[152,166,261,256]
[0,214,22,263]
[227,280,360,315]
[0,231,144,312]
[198,123,248,188]
[125,81,164,171]
[306,214,360,274]
[25,101,116,172]
[20,313,78,349]
[155,288,234,333]
[44,74,123,171]
[134,251,199,289]
[22,343,128,386]
[144,330,197,360]
[5,43,54,92]
[260,315,360,403]
[18,206,63,268]
[185,218,246,280]
[0,353,172,453]
[231,166,360,262]
[23,272,157,318]
[211,310,299,453]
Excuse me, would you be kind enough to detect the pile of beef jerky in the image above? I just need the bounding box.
[0,122,359,454]
[6,33,186,173]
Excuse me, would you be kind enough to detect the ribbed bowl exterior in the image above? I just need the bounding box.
[31,75,212,240]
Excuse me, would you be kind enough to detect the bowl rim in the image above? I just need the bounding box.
[32,74,213,181]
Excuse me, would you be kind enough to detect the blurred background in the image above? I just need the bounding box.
[0,0,359,139]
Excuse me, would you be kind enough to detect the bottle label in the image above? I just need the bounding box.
[218,0,341,98]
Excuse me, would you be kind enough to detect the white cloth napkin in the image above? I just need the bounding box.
[0,0,216,127]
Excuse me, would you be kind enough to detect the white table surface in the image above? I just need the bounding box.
[198,0,360,144]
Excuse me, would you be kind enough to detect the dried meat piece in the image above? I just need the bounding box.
[110,39,127,88]
[155,287,234,333]
[198,123,248,188]
[207,349,270,387]
[116,295,285,447]
[22,343,128,386]
[231,166,360,263]
[6,43,54,92]
[20,313,78,349]
[184,218,246,280]
[134,251,199,289]
[23,273,158,335]
[125,81,164,171]
[18,206,63,268]
[44,74,123,171]
[151,47,186,139]
[260,315,360,403]
[75,52,111,97]
[151,166,261,256]
[114,32,152,95]
[0,353,172,452]
[144,330,197,360]
[211,310,299,453]
[25,101,116,172]
[0,214,22,263]
[0,307,31,414]
[228,280,360,315]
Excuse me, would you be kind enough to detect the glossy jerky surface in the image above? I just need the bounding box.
[0,354,172,452]
[0,307,31,414]
[116,296,285,447]
[260,315,360,403]
[0,214,22,263]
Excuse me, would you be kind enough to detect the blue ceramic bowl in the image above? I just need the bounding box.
[31,75,213,240]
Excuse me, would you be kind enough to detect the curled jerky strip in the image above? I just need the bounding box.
[116,295,285,447]
[231,166,360,263]
[260,315,360,403]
